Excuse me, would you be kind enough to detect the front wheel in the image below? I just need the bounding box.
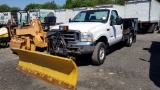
[92,42,107,65]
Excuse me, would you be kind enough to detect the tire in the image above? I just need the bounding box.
[92,42,107,65]
[0,41,9,48]
[157,26,159,30]
[151,29,154,33]
[151,27,155,33]
[125,33,133,47]
[5,42,9,48]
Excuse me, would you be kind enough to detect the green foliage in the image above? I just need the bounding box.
[0,4,20,12]
[98,0,113,5]
[0,4,10,12]
[42,1,58,9]
[0,0,126,12]
[63,0,124,9]
[66,0,73,5]
[115,0,125,5]
[72,0,83,8]
[72,0,98,7]
[24,0,58,10]
[10,7,20,11]
[24,3,42,11]
[63,0,73,9]
[63,0,100,8]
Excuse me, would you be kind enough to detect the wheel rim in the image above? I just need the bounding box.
[130,36,133,44]
[99,47,105,60]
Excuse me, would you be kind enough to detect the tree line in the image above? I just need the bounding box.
[63,0,125,9]
[0,1,57,12]
[0,0,160,12]
[0,4,20,12]
[0,0,124,12]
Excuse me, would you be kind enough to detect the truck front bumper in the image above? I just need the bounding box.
[66,42,96,55]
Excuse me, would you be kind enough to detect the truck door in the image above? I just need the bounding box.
[109,10,123,45]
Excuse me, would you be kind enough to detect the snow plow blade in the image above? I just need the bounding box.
[12,48,78,90]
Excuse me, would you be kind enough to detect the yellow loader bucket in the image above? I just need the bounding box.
[12,48,78,90]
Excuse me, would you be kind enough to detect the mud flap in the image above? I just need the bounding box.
[12,48,78,90]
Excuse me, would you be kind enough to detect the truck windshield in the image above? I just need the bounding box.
[72,10,110,22]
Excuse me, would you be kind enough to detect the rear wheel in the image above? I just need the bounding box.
[125,33,133,47]
[92,42,107,65]
[156,26,159,30]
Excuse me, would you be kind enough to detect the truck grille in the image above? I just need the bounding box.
[50,30,80,44]
[61,31,80,44]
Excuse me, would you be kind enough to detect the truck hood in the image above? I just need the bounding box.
[52,22,103,32]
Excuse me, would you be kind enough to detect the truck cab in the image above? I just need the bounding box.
[47,8,137,65]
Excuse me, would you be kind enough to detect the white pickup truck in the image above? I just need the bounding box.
[47,8,138,65]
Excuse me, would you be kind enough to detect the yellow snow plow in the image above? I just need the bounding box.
[12,48,78,90]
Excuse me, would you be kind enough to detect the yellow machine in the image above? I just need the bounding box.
[11,16,78,90]
[0,26,12,47]
[12,48,78,90]
[10,19,47,51]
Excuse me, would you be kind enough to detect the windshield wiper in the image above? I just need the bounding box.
[70,21,83,22]
[88,20,101,22]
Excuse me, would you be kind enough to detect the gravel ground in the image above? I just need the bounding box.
[0,32,160,90]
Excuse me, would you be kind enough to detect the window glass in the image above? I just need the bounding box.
[111,11,118,19]
[72,10,110,22]
[73,12,86,21]
[111,10,118,25]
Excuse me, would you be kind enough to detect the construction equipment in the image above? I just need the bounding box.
[10,16,56,51]
[0,24,12,47]
[12,48,78,90]
[11,10,78,89]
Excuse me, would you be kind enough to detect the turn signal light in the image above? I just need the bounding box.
[59,26,69,31]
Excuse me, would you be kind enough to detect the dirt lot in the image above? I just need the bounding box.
[0,32,160,90]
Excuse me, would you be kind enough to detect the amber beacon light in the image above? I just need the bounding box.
[59,26,69,31]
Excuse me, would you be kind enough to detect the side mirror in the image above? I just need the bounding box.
[69,18,71,22]
[116,17,123,25]
[102,17,107,23]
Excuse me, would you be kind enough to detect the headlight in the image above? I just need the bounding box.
[81,32,93,42]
